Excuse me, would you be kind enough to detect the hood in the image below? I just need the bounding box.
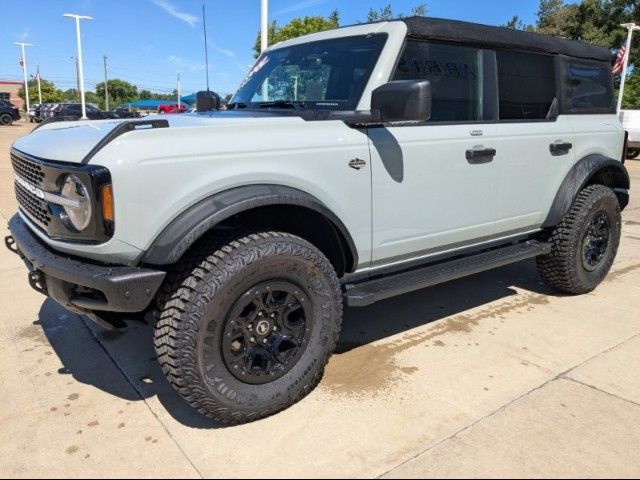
[11,110,297,164]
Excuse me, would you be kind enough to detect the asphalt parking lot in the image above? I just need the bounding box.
[1,121,640,478]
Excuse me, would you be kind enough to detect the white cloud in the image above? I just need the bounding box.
[273,0,330,17]
[207,41,235,58]
[152,0,198,27]
[167,55,206,72]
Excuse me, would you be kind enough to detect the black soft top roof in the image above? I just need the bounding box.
[400,17,611,62]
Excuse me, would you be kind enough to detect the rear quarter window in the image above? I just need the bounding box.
[567,63,612,109]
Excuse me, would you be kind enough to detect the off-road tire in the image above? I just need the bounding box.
[537,185,621,294]
[0,114,13,126]
[154,231,343,424]
[626,147,640,160]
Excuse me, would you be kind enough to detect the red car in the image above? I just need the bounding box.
[158,103,186,114]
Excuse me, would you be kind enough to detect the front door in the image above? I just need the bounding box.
[369,40,500,265]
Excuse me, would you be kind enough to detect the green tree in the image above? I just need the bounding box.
[622,71,640,109]
[502,15,535,31]
[252,14,340,58]
[366,3,427,22]
[96,79,138,106]
[17,78,64,108]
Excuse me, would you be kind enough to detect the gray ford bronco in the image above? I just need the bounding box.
[5,17,630,424]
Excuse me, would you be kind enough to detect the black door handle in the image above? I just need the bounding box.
[466,147,497,163]
[550,142,573,155]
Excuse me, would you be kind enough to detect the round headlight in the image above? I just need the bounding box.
[61,175,92,231]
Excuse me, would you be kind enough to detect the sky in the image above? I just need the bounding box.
[1,0,553,98]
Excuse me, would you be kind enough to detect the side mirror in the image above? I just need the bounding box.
[371,80,431,123]
[196,90,221,112]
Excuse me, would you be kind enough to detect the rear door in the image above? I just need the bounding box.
[492,49,576,233]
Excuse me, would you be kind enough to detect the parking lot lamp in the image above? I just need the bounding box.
[617,23,640,114]
[14,42,32,115]
[63,14,93,119]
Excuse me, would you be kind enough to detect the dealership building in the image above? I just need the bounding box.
[0,81,24,109]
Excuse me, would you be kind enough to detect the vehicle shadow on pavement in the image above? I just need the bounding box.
[36,258,558,429]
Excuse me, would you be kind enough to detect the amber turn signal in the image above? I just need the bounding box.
[101,184,114,222]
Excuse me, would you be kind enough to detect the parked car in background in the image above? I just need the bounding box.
[0,100,21,126]
[41,103,59,120]
[620,110,640,159]
[158,103,187,114]
[28,104,42,123]
[52,103,118,120]
[110,107,141,119]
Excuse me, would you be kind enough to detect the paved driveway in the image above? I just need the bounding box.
[1,122,639,478]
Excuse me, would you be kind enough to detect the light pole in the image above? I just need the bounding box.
[260,0,269,100]
[14,42,32,115]
[617,23,640,114]
[63,13,93,119]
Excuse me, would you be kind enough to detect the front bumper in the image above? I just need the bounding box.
[6,214,165,315]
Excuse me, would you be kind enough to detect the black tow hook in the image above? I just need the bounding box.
[28,271,48,296]
[4,235,19,255]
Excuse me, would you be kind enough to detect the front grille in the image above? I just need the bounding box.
[11,151,45,187]
[15,181,51,227]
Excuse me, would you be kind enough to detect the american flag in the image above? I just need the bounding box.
[613,46,627,75]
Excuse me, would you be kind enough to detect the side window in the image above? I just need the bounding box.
[567,63,612,109]
[392,41,484,122]
[0,93,10,102]
[496,50,556,120]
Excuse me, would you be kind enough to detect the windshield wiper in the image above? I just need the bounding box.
[258,100,306,110]
[226,102,247,110]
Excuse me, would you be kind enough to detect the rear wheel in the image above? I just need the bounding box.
[0,114,14,126]
[537,185,621,294]
[154,231,342,424]
[626,147,640,160]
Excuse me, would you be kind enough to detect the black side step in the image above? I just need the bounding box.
[344,240,551,307]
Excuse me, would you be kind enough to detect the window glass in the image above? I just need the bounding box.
[0,93,10,102]
[496,50,556,120]
[567,64,612,109]
[392,41,483,122]
[232,34,387,110]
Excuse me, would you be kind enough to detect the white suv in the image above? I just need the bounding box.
[6,17,630,424]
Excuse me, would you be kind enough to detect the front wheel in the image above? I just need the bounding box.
[537,185,621,294]
[154,231,343,424]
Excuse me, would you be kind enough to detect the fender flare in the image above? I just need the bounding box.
[543,154,630,228]
[141,184,359,270]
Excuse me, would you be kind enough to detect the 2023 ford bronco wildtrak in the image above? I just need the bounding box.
[5,17,630,424]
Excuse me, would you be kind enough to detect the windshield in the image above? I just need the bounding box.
[230,34,387,110]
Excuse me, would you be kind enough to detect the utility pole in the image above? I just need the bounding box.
[36,64,42,104]
[14,42,33,115]
[103,55,109,111]
[617,23,640,114]
[63,13,93,119]
[177,72,181,109]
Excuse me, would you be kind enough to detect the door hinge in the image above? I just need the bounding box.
[349,158,367,170]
